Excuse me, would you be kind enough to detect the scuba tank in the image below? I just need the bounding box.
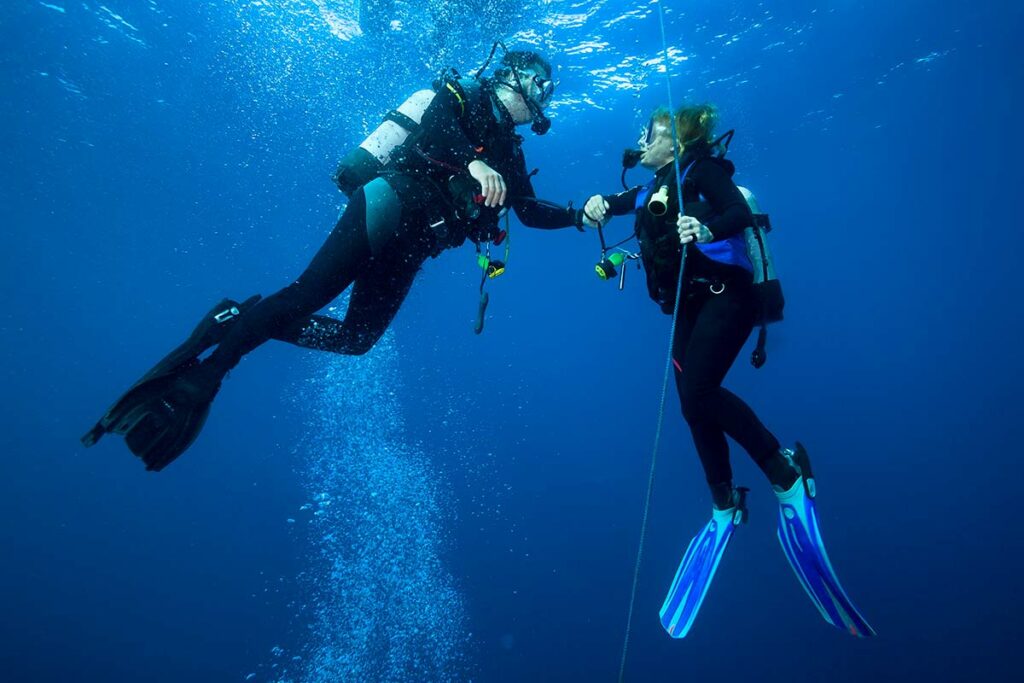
[737,186,784,327]
[332,89,437,197]
[736,185,784,368]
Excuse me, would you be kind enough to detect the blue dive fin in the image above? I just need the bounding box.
[660,488,748,638]
[776,443,876,638]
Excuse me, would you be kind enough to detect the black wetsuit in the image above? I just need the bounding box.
[603,153,787,507]
[203,78,577,373]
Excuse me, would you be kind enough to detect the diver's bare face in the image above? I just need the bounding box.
[640,123,675,170]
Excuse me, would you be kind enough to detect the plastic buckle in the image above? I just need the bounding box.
[213,306,240,324]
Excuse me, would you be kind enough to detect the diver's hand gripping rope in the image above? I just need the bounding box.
[618,3,692,681]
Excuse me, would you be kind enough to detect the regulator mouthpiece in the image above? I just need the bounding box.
[622,149,642,169]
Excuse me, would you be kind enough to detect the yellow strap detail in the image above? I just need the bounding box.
[445,82,466,115]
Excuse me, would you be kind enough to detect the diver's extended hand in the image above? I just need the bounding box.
[468,160,507,208]
[583,194,609,228]
[678,214,713,244]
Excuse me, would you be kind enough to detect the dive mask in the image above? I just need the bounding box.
[531,74,555,106]
[638,118,656,149]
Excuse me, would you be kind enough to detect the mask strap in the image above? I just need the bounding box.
[507,64,550,134]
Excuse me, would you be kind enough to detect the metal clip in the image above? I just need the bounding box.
[213,306,240,324]
[429,217,449,241]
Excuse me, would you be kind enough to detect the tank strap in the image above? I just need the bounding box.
[384,109,420,132]
[752,212,771,232]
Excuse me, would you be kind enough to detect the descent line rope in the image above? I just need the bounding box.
[617,2,692,681]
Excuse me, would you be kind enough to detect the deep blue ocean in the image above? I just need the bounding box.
[3,1,1023,681]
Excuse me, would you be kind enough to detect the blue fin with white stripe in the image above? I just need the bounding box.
[776,443,876,638]
[659,488,748,638]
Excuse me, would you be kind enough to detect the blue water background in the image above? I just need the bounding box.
[2,1,1022,680]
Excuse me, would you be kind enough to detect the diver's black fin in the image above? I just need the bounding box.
[118,365,218,471]
[81,295,260,453]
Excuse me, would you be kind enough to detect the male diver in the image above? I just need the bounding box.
[580,105,875,639]
[82,46,584,471]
